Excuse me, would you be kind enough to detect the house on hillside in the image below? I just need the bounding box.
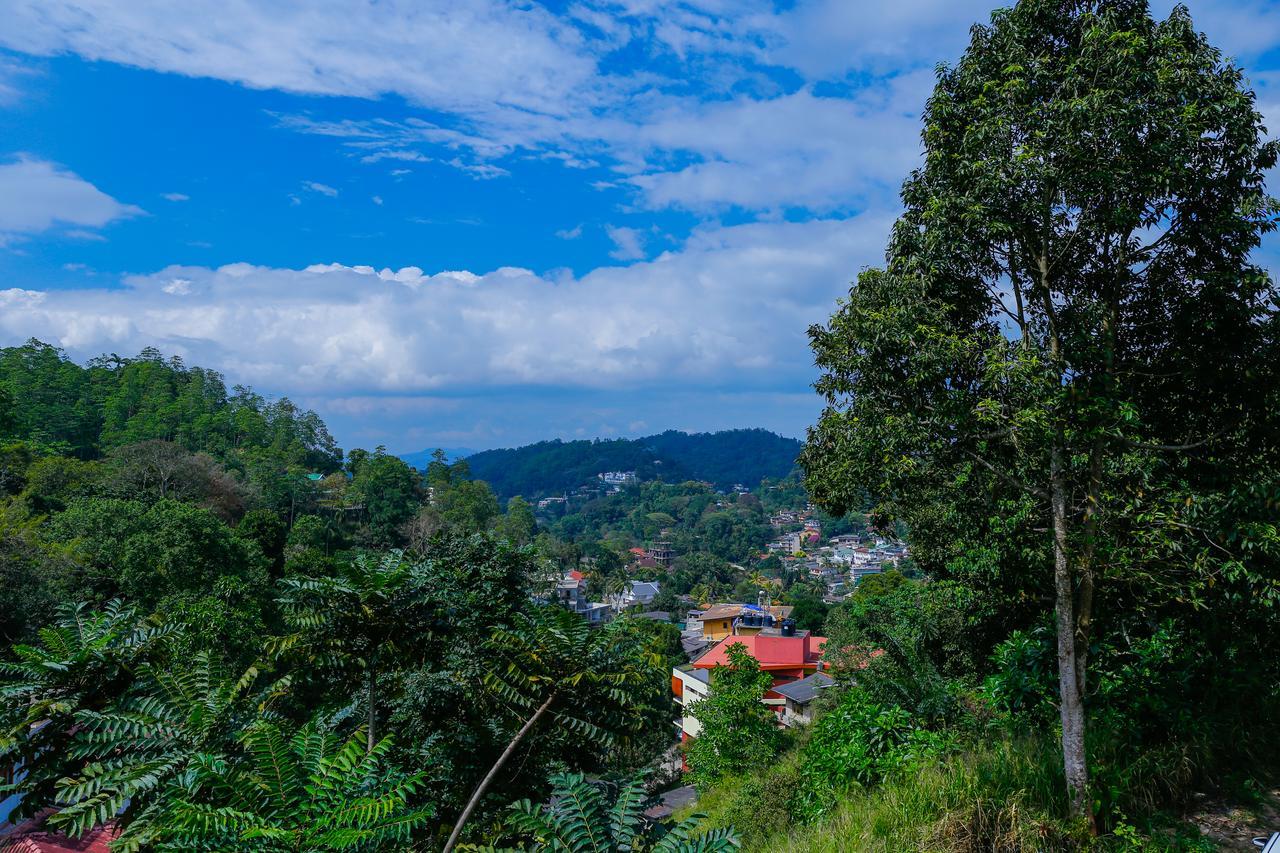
[644,541,674,567]
[673,625,828,752]
[774,671,835,727]
[555,570,611,624]
[695,603,794,642]
[620,581,660,609]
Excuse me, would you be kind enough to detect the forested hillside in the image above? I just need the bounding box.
[457,428,801,499]
[0,339,750,850]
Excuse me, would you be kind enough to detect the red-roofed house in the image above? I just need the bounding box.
[691,633,826,681]
[673,628,828,761]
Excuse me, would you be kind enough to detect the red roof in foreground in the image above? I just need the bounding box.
[1,820,119,853]
[693,634,826,671]
[568,569,586,581]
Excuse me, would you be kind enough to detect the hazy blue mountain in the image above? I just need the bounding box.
[398,447,478,470]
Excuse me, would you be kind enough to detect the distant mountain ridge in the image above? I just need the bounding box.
[397,447,478,469]
[424,429,801,500]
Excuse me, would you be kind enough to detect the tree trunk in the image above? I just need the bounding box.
[442,691,557,853]
[366,660,376,755]
[1051,441,1094,830]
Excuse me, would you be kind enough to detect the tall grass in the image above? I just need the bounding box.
[749,737,1087,852]
[684,709,1280,850]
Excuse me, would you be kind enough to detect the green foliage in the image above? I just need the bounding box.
[782,589,828,634]
[685,644,781,789]
[119,499,270,607]
[48,653,260,843]
[18,455,102,514]
[143,722,433,852]
[981,626,1057,725]
[0,502,78,642]
[436,478,502,534]
[482,606,659,752]
[489,771,740,852]
[801,0,1280,817]
[0,601,173,823]
[494,495,538,546]
[348,448,422,546]
[237,508,288,572]
[824,579,986,721]
[795,690,944,820]
[0,340,342,468]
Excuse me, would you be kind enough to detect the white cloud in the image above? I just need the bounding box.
[162,191,189,201]
[371,195,384,206]
[0,155,142,243]
[0,53,38,104]
[0,0,607,117]
[0,215,891,395]
[302,180,339,197]
[624,77,931,212]
[606,225,647,260]
[2,0,1275,218]
[556,224,584,240]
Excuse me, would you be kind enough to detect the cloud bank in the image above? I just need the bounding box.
[0,216,889,395]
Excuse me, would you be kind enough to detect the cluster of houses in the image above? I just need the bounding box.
[767,526,909,602]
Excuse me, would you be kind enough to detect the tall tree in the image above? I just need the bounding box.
[802,0,1279,824]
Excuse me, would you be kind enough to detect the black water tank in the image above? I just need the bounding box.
[780,618,796,637]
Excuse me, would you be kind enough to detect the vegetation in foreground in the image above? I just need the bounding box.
[686,0,1280,849]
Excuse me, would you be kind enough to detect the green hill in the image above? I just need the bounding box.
[460,429,801,499]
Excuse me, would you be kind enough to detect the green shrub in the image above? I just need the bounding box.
[793,689,945,821]
[981,625,1057,725]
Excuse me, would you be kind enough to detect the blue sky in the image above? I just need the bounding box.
[1,0,1278,455]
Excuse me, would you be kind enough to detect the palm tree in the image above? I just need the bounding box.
[442,606,657,853]
[142,721,433,851]
[274,550,430,753]
[496,772,740,852]
[605,574,629,612]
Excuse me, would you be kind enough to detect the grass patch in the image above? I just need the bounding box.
[686,735,1266,851]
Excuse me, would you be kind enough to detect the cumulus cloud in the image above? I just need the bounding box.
[162,191,189,201]
[0,155,142,244]
[0,215,890,395]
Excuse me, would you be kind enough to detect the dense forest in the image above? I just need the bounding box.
[0,339,744,851]
[457,429,802,500]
